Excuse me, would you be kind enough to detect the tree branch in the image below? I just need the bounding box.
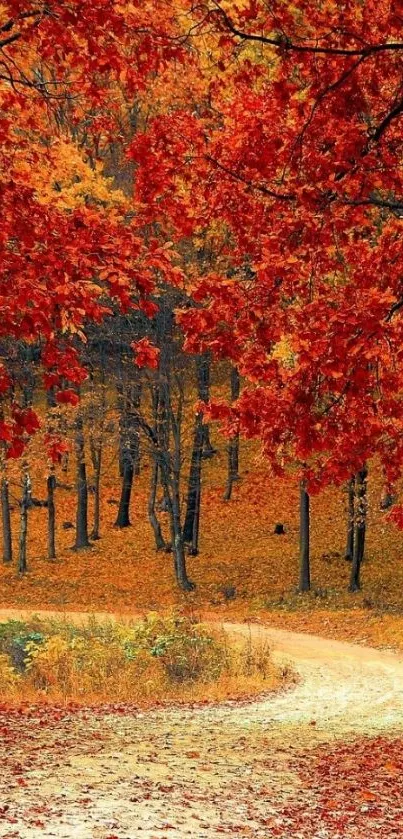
[205,154,295,201]
[371,96,403,142]
[209,2,403,58]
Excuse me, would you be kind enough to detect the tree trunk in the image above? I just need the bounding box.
[161,463,194,591]
[18,470,31,574]
[183,411,203,554]
[117,378,125,479]
[172,493,194,590]
[223,366,240,501]
[74,415,91,549]
[47,471,56,560]
[148,460,166,550]
[153,298,195,590]
[197,353,216,458]
[1,478,12,563]
[299,481,311,592]
[345,475,355,561]
[115,456,134,528]
[168,412,195,590]
[349,466,368,592]
[89,353,106,541]
[90,446,102,540]
[115,383,141,529]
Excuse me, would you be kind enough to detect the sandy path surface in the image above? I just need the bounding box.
[1,610,403,838]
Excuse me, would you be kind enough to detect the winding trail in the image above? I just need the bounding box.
[1,611,403,838]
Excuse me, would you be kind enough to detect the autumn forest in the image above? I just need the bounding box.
[2,2,403,838]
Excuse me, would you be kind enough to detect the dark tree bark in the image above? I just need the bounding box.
[115,454,134,528]
[90,443,102,540]
[197,353,216,459]
[115,383,141,528]
[1,478,12,564]
[183,410,203,554]
[168,394,195,590]
[116,377,125,479]
[349,466,368,592]
[47,471,56,560]
[223,366,240,501]
[46,386,57,408]
[345,475,355,561]
[88,353,107,541]
[147,387,167,551]
[156,299,194,590]
[159,452,194,591]
[18,470,31,574]
[74,414,91,550]
[299,481,311,592]
[148,460,166,550]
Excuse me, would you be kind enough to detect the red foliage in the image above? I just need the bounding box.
[131,337,160,370]
[132,2,403,506]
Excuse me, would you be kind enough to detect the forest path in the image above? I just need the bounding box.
[1,611,403,838]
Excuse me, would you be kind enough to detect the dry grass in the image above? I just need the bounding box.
[0,613,286,706]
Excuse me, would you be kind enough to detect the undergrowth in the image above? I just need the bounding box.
[0,612,284,705]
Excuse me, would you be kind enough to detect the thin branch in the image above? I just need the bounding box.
[206,154,295,201]
[386,299,403,322]
[210,1,403,58]
[371,96,403,142]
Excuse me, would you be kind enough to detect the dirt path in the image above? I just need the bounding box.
[1,610,403,838]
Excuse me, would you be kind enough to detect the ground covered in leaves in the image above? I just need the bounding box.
[1,623,403,838]
[2,441,403,654]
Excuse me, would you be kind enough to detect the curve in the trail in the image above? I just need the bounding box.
[221,622,403,742]
[1,610,403,838]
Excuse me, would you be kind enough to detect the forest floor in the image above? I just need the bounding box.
[1,617,403,838]
[3,447,403,651]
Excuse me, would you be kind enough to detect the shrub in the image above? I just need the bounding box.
[0,653,21,696]
[126,613,229,683]
[0,613,280,703]
[237,635,273,680]
[0,620,45,672]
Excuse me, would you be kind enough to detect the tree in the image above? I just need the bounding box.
[0,0,189,462]
[132,2,403,553]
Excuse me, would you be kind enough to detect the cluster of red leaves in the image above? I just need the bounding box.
[131,337,160,370]
[131,1,403,505]
[0,1,190,460]
[286,736,403,837]
[1,701,402,839]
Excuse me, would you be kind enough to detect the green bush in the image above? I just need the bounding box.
[0,620,45,672]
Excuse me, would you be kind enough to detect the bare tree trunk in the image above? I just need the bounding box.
[88,355,106,541]
[116,378,125,479]
[90,445,102,539]
[169,391,195,590]
[148,460,166,550]
[18,469,31,574]
[147,387,166,550]
[299,481,310,592]
[197,353,216,458]
[1,478,12,564]
[183,411,203,554]
[156,299,194,590]
[224,366,240,501]
[172,487,194,590]
[345,475,355,561]
[115,454,134,528]
[74,414,91,549]
[159,454,194,591]
[349,466,368,592]
[115,383,141,528]
[47,471,56,560]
